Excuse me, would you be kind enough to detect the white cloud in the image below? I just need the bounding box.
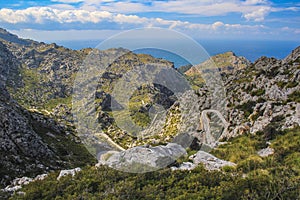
[10,29,121,41]
[243,7,271,21]
[100,2,148,13]
[243,0,268,5]
[71,0,272,22]
[113,14,147,24]
[212,21,224,30]
[0,6,273,40]
[51,0,84,3]
[9,23,267,42]
[8,5,300,41]
[281,26,300,35]
[0,7,114,24]
[0,7,270,30]
[67,0,298,22]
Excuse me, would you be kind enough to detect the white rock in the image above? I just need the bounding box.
[257,147,274,157]
[98,143,186,173]
[171,162,196,171]
[13,177,32,186]
[34,174,48,181]
[3,185,22,192]
[57,167,81,180]
[190,151,236,171]
[1,173,49,193]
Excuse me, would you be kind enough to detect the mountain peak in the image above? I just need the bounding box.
[184,51,251,76]
[0,28,34,46]
[283,46,300,65]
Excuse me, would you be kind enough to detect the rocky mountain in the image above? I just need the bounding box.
[0,33,95,187]
[224,48,300,138]
[0,28,179,187]
[0,28,299,199]
[184,51,250,76]
[0,28,35,46]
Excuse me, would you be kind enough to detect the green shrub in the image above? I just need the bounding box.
[288,91,300,103]
[251,89,265,96]
[236,101,256,118]
[10,128,300,200]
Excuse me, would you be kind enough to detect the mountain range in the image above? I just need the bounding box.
[0,28,299,199]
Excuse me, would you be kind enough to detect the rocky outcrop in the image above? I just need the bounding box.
[222,47,300,138]
[185,51,251,76]
[283,46,300,65]
[172,150,236,171]
[2,174,47,193]
[0,28,35,46]
[0,80,95,186]
[257,147,274,157]
[0,37,95,187]
[191,151,236,170]
[97,143,186,173]
[57,168,81,180]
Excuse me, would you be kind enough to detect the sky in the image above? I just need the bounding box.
[0,0,299,42]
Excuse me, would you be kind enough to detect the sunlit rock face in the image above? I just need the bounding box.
[97,143,186,173]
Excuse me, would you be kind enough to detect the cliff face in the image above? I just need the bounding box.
[0,39,94,187]
[223,47,300,138]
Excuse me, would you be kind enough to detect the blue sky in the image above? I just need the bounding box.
[0,0,299,41]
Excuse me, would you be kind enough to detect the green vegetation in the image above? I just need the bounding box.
[233,76,252,84]
[288,90,300,103]
[185,74,205,91]
[10,127,300,199]
[44,96,72,110]
[8,67,46,108]
[128,86,152,128]
[271,127,300,166]
[211,134,266,163]
[276,81,286,89]
[286,81,298,88]
[30,116,96,168]
[177,64,192,74]
[236,100,256,118]
[276,80,298,89]
[160,105,181,141]
[250,88,265,96]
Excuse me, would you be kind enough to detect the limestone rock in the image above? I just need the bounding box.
[2,173,48,193]
[57,168,81,180]
[190,151,236,171]
[172,151,235,171]
[257,147,274,157]
[171,162,196,171]
[97,143,186,173]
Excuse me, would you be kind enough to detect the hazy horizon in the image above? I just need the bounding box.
[29,38,299,64]
[1,0,299,42]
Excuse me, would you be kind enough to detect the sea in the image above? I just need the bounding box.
[53,39,300,68]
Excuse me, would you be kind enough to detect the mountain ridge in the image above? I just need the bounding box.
[0,28,299,199]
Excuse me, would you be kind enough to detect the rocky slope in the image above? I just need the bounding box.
[0,35,95,187]
[0,29,179,186]
[0,27,299,191]
[224,47,300,138]
[185,51,250,76]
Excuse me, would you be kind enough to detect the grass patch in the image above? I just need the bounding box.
[287,90,300,103]
[236,100,256,118]
[44,96,72,110]
[251,89,265,96]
